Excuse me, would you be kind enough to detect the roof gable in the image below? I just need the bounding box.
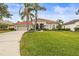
[64,19,79,25]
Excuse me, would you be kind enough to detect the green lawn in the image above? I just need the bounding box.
[0,30,14,33]
[20,31,79,56]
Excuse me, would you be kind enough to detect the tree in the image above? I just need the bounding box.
[76,9,79,15]
[19,3,46,31]
[30,13,34,22]
[0,3,12,19]
[56,19,64,30]
[19,3,34,30]
[32,3,46,31]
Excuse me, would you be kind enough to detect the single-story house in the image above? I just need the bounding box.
[0,20,14,30]
[15,18,58,31]
[4,20,15,29]
[64,19,79,31]
[32,18,58,30]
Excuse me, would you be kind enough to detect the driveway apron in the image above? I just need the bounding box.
[0,31,25,56]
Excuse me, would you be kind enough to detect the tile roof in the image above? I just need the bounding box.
[33,18,57,24]
[15,21,32,25]
[64,19,79,25]
[15,18,57,25]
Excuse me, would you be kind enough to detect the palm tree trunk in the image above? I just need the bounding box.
[26,15,29,31]
[35,10,37,31]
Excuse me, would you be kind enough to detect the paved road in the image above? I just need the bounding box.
[0,31,26,56]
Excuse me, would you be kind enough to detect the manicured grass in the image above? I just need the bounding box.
[0,30,14,33]
[20,31,79,56]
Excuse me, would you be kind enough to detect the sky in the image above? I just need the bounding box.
[4,3,79,23]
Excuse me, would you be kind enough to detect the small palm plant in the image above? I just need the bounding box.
[56,19,64,30]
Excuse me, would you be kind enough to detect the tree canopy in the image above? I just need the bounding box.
[0,3,12,19]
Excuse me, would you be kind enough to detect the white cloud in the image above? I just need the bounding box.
[53,5,76,15]
[38,4,79,22]
[53,6,65,14]
[38,13,79,23]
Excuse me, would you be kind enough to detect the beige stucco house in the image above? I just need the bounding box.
[0,20,14,30]
[15,18,58,31]
[64,19,79,31]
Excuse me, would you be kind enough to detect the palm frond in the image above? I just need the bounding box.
[39,6,46,11]
[21,15,25,20]
[76,9,79,15]
[30,13,34,17]
[30,13,34,22]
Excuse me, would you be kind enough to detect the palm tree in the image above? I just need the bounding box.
[32,3,46,31]
[0,3,12,30]
[19,3,34,31]
[0,3,12,19]
[30,13,34,22]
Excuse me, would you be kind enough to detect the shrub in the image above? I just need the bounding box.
[9,28,15,30]
[52,28,70,31]
[43,28,52,31]
[57,28,70,31]
[75,28,79,31]
[0,23,8,30]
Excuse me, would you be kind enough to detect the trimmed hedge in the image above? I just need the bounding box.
[0,23,8,30]
[75,28,79,31]
[43,28,70,31]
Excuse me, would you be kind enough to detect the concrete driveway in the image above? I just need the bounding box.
[0,31,26,56]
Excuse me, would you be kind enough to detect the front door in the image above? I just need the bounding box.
[40,23,44,30]
[36,24,39,29]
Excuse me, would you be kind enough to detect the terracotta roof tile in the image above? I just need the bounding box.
[64,19,79,25]
[33,18,57,24]
[15,21,32,25]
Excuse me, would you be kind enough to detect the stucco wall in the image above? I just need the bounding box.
[32,21,57,30]
[64,24,76,31]
[44,24,57,30]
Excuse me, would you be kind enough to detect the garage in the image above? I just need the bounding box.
[15,21,32,31]
[16,26,27,31]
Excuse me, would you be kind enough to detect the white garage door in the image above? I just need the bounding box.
[17,26,27,31]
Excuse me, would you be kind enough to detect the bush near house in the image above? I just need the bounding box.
[9,28,15,30]
[0,23,15,33]
[43,28,70,31]
[0,23,8,30]
[74,28,79,31]
[43,28,52,31]
[56,28,70,31]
